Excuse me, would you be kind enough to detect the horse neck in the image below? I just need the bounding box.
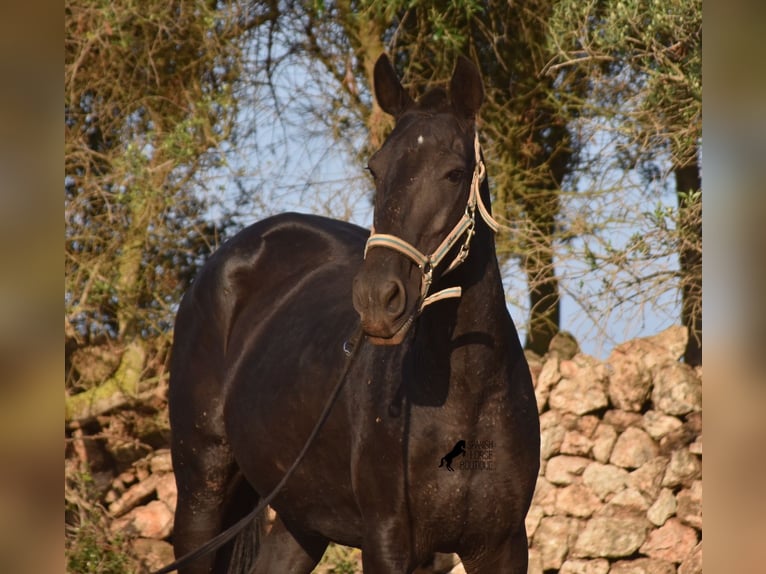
[416,213,522,387]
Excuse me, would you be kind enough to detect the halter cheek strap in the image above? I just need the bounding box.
[364,132,500,310]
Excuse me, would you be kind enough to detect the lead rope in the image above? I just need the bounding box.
[364,132,500,311]
[152,326,365,574]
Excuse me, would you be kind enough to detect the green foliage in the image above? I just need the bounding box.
[65,470,136,574]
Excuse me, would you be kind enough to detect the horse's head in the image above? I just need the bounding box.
[353,54,495,345]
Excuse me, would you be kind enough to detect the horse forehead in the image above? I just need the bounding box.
[386,116,467,158]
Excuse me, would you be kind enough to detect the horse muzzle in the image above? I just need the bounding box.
[352,262,418,345]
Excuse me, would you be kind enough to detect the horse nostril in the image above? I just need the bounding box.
[381,279,406,318]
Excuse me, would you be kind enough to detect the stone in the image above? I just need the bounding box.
[549,355,609,415]
[647,488,677,526]
[628,457,669,501]
[603,409,644,432]
[678,541,702,574]
[535,516,580,570]
[662,448,701,488]
[525,504,544,538]
[150,449,173,474]
[604,488,650,515]
[577,415,601,438]
[582,462,629,501]
[532,476,557,516]
[155,473,178,514]
[546,455,592,485]
[527,547,544,574]
[609,557,676,574]
[610,427,659,469]
[561,430,594,456]
[639,518,698,563]
[642,410,683,441]
[535,357,561,411]
[548,331,580,360]
[559,558,610,574]
[591,423,618,463]
[132,538,175,572]
[607,346,654,412]
[108,474,159,517]
[573,516,649,558]
[555,483,602,518]
[111,499,174,540]
[540,422,566,460]
[676,480,702,529]
[652,362,701,416]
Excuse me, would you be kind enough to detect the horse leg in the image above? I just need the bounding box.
[171,432,237,574]
[250,515,328,574]
[460,529,529,574]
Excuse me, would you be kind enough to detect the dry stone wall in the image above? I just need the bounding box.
[525,326,702,574]
[102,326,701,573]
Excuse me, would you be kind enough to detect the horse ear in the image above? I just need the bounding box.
[374,53,413,117]
[450,56,484,120]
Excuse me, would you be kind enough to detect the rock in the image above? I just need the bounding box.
[582,462,629,501]
[525,504,544,538]
[662,448,701,488]
[610,427,659,469]
[549,355,609,415]
[535,357,561,411]
[535,516,580,570]
[111,499,174,540]
[676,480,702,529]
[628,457,669,501]
[591,423,618,463]
[573,516,649,558]
[548,331,580,360]
[678,541,702,574]
[108,474,159,517]
[540,411,566,459]
[604,488,650,515]
[527,547,544,574]
[647,488,677,527]
[532,476,557,516]
[546,455,591,485]
[603,410,644,432]
[132,538,175,572]
[607,347,653,412]
[561,430,594,457]
[639,518,698,563]
[652,362,701,416]
[150,449,173,474]
[559,558,610,574]
[609,557,676,574]
[555,483,602,518]
[642,411,683,441]
[688,435,702,455]
[155,473,178,514]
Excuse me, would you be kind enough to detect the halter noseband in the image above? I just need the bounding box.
[364,132,500,311]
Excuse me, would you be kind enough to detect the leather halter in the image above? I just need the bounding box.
[364,132,500,310]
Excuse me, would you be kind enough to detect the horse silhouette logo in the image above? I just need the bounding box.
[438,440,466,471]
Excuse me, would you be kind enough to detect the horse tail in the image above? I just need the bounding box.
[226,509,264,574]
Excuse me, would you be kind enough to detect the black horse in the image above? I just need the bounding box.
[166,54,540,574]
[438,440,467,471]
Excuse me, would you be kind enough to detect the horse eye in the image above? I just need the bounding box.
[366,165,377,181]
[446,169,464,183]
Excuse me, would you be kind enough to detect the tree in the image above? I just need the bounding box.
[64,0,277,418]
[546,0,702,363]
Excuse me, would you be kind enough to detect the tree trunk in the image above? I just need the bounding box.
[523,189,561,355]
[675,153,702,366]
